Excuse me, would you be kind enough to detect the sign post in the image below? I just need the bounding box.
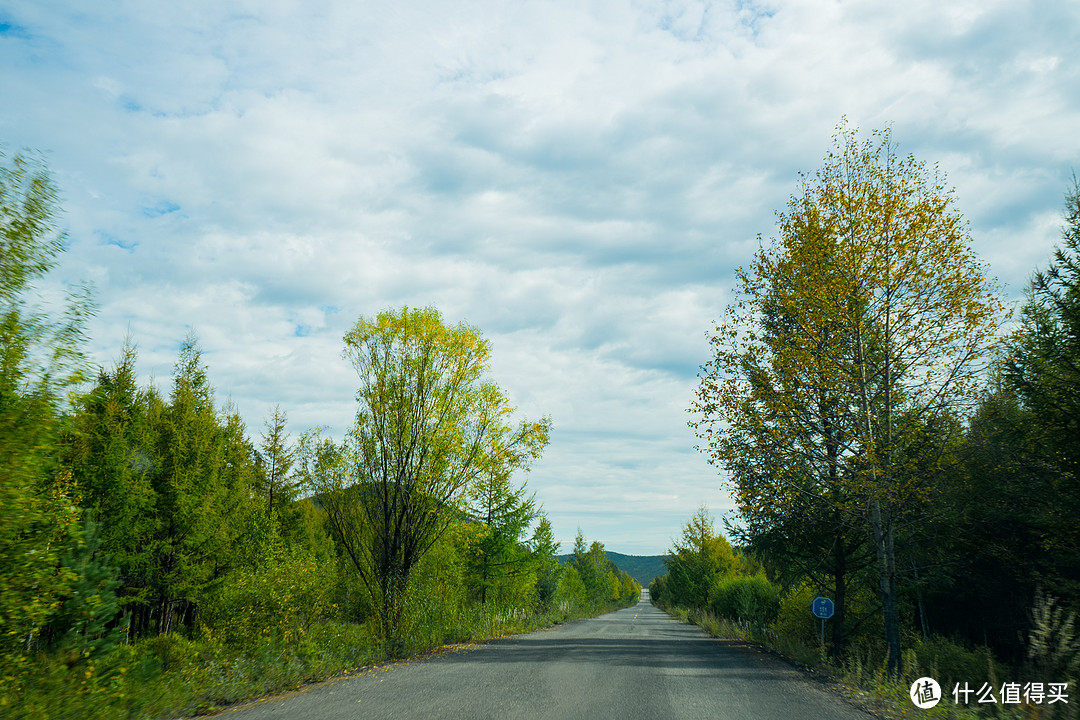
[812,596,834,647]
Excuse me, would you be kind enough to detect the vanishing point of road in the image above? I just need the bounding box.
[222,592,873,720]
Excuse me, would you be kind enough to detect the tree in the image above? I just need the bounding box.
[463,467,539,607]
[69,335,273,638]
[556,564,587,609]
[309,306,550,641]
[68,339,160,637]
[39,518,127,662]
[257,405,296,522]
[0,149,93,681]
[570,530,599,605]
[692,225,874,653]
[693,123,1004,672]
[1006,175,1080,442]
[217,403,277,571]
[531,516,560,608]
[997,175,1080,608]
[569,530,632,608]
[659,507,736,609]
[923,380,1046,663]
[146,335,253,635]
[461,402,549,606]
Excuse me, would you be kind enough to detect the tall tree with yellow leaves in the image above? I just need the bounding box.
[693,123,1004,672]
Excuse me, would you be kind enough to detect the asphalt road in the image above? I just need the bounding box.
[222,594,873,720]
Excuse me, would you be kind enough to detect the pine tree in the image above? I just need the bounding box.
[531,516,560,608]
[464,463,540,606]
[257,405,295,522]
[69,339,160,636]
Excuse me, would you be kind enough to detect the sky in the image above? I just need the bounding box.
[2,0,1078,555]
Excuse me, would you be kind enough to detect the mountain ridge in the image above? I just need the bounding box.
[558,550,667,588]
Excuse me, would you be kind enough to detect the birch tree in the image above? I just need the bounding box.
[693,229,873,652]
[693,123,1004,672]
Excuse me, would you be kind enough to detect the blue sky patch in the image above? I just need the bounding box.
[95,230,137,252]
[0,21,31,39]
[142,200,181,218]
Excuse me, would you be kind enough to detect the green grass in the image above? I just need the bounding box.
[4,595,639,720]
[656,604,1071,720]
[4,621,375,720]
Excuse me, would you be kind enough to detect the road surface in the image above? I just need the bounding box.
[222,594,873,719]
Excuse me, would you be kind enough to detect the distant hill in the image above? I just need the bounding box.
[558,551,667,588]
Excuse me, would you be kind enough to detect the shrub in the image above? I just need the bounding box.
[913,635,1001,689]
[710,574,780,625]
[1026,589,1080,685]
[771,579,820,649]
[556,565,587,610]
[649,574,669,607]
[201,549,336,650]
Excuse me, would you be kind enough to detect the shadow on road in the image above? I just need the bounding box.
[434,605,780,678]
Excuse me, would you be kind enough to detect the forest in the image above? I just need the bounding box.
[652,126,1080,717]
[0,149,639,718]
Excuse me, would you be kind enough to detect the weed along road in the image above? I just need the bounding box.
[222,595,872,720]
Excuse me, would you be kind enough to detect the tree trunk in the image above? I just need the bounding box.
[831,533,847,657]
[913,559,929,639]
[856,322,902,675]
[824,397,847,657]
[870,496,901,673]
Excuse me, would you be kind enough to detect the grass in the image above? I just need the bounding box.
[3,596,638,720]
[5,621,376,720]
[658,604,1074,720]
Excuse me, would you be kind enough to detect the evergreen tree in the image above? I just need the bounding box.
[1002,176,1080,604]
[257,405,296,523]
[463,465,539,606]
[531,516,560,608]
[148,335,231,634]
[661,507,736,609]
[68,339,160,636]
[217,405,277,573]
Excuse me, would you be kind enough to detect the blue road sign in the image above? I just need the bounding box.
[812,596,835,619]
